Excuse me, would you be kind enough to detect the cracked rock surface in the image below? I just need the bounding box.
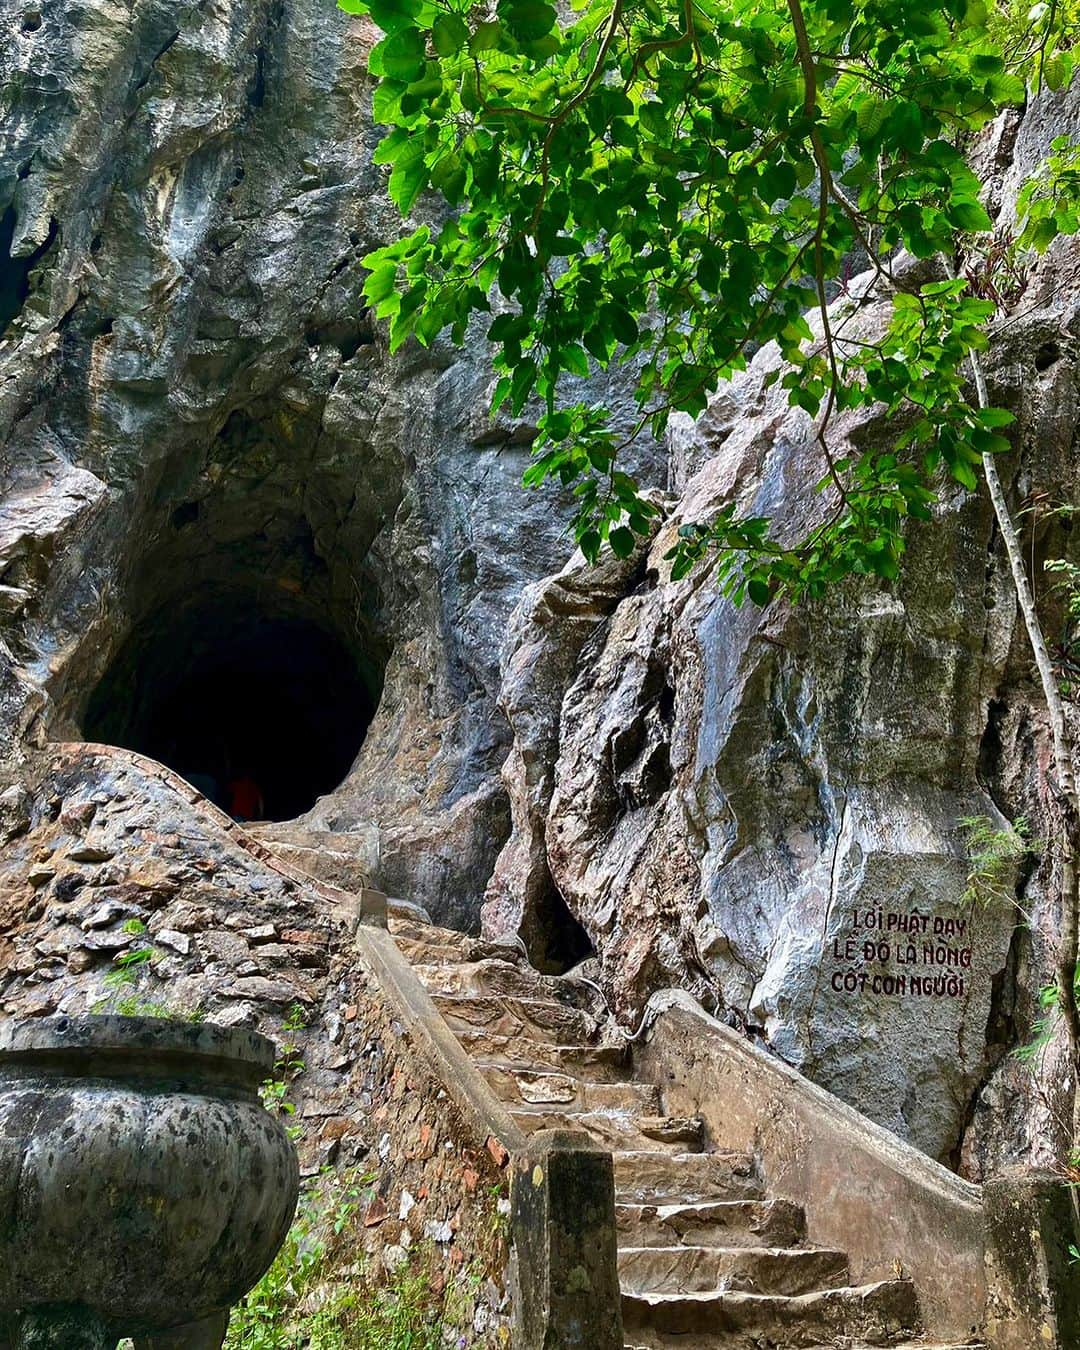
[0,0,658,931]
[2,0,1080,1183]
[483,90,1080,1168]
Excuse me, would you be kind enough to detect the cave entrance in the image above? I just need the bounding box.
[84,595,381,822]
[528,885,594,975]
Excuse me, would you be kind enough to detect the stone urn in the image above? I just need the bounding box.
[0,1015,300,1349]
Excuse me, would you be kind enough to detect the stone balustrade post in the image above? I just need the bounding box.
[983,1166,1080,1349]
[509,1129,623,1350]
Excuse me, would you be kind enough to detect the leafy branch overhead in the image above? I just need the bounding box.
[345,0,1080,599]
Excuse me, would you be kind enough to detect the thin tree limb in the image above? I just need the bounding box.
[969,343,1080,1062]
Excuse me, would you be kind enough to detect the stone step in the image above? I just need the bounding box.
[454,1031,630,1079]
[393,934,478,966]
[386,895,437,926]
[616,1198,807,1249]
[247,823,377,896]
[636,1116,705,1149]
[618,1244,849,1296]
[614,1151,764,1204]
[390,916,525,960]
[628,1345,982,1350]
[621,1278,919,1348]
[510,1109,701,1154]
[387,915,469,948]
[479,1063,659,1113]
[431,993,599,1045]
[414,958,566,1003]
[390,918,526,964]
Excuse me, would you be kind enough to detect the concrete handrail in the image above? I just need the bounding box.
[354,918,624,1349]
[635,990,984,1341]
[355,920,528,1156]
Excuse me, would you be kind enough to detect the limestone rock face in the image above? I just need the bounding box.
[0,0,661,928]
[480,539,656,973]
[3,0,1080,1181]
[484,94,1080,1164]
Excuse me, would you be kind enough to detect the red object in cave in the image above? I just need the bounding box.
[228,776,265,821]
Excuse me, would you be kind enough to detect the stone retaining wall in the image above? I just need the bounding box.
[0,745,515,1342]
[0,742,628,1347]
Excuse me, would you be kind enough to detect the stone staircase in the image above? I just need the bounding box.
[389,912,983,1350]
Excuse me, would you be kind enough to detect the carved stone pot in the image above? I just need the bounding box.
[0,1015,300,1349]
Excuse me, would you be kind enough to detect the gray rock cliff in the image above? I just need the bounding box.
[483,94,1080,1167]
[2,0,1080,1178]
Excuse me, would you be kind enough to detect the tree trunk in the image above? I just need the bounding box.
[971,349,1080,1068]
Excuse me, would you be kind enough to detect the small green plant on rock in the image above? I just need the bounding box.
[89,922,203,1021]
[1013,982,1063,1065]
[1044,551,1080,695]
[259,1013,308,1142]
[959,814,1035,910]
[306,1271,445,1350]
[108,995,176,1018]
[106,944,155,984]
[226,1168,445,1350]
[92,929,161,1013]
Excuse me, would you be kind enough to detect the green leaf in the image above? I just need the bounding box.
[429,153,466,201]
[388,139,428,212]
[856,97,887,138]
[747,577,770,606]
[489,312,530,342]
[971,429,1012,455]
[986,72,1027,105]
[561,344,590,377]
[372,79,407,124]
[432,13,469,54]
[498,0,557,41]
[920,278,968,297]
[373,126,409,166]
[950,199,993,232]
[470,20,503,51]
[609,526,635,557]
[509,358,537,413]
[1044,54,1067,92]
[605,305,638,347]
[364,264,398,304]
[579,528,602,561]
[758,160,797,203]
[1028,217,1060,252]
[378,28,426,80]
[583,325,613,361]
[365,0,425,31]
[977,407,1015,428]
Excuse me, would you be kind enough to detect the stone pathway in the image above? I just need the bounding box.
[390,912,985,1350]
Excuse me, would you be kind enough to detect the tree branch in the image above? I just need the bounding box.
[969,340,1080,1065]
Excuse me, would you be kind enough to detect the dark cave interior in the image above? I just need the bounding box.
[84,594,381,822]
